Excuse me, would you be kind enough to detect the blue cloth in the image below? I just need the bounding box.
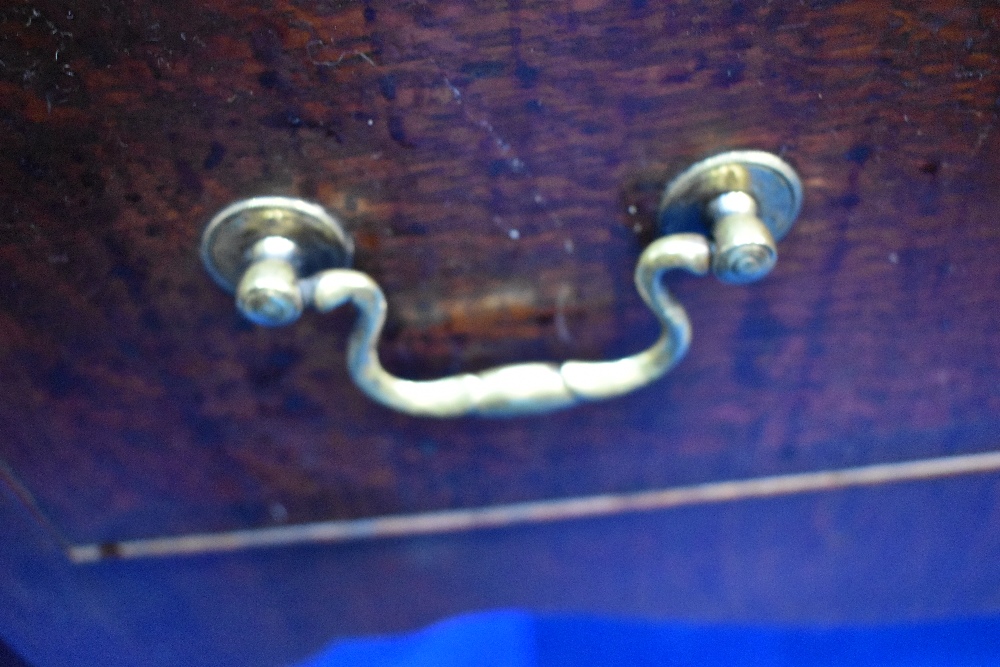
[296,610,1000,666]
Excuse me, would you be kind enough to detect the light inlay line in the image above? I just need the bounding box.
[68,450,1000,563]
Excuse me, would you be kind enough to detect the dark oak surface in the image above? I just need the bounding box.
[2,0,998,545]
[1,0,1000,664]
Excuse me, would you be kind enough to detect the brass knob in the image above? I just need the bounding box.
[233,236,304,326]
[706,191,777,284]
[200,197,353,326]
[659,150,802,285]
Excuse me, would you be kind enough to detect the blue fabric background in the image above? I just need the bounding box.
[296,611,1000,666]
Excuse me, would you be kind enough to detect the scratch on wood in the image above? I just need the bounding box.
[307,40,378,68]
[972,124,992,156]
[555,283,573,343]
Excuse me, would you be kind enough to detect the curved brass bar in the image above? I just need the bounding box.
[309,233,711,417]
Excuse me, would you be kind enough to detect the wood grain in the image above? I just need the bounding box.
[0,0,998,549]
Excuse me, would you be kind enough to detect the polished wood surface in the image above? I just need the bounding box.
[1,0,999,663]
[2,0,998,545]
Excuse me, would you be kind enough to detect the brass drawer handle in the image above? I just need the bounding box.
[201,151,801,417]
